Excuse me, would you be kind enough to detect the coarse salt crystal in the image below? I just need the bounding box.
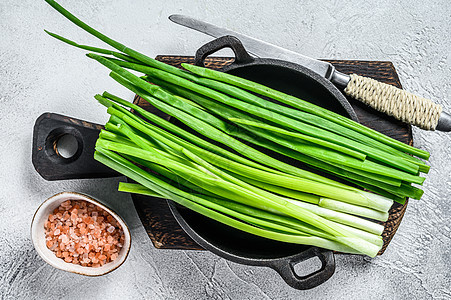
[98,254,107,260]
[50,243,58,251]
[61,235,69,244]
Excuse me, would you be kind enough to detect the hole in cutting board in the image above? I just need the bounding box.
[43,126,84,165]
[56,134,79,158]
[293,256,323,277]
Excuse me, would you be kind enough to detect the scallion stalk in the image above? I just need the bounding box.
[181,63,429,159]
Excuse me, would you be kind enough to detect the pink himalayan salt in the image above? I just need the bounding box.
[44,199,124,267]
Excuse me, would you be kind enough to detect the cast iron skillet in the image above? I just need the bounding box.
[167,36,359,290]
[31,36,359,290]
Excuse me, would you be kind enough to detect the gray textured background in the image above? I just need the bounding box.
[1,0,450,299]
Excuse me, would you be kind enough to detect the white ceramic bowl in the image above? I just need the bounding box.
[31,192,131,276]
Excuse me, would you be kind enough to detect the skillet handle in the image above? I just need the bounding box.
[270,248,335,290]
[194,35,254,67]
[32,112,120,181]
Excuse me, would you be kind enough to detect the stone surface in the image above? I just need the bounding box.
[0,0,449,299]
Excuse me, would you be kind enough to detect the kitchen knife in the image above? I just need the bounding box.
[169,15,450,132]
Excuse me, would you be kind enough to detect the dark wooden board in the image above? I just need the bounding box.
[132,56,412,254]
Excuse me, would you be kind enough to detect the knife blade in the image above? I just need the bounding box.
[169,14,450,131]
[169,14,351,88]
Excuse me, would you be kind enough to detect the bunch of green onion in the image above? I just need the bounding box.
[44,0,430,257]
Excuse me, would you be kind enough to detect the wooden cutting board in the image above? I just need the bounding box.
[131,56,412,255]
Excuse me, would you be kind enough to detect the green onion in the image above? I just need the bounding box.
[153,81,410,191]
[96,144,379,256]
[45,30,142,64]
[100,113,387,235]
[181,72,430,172]
[96,149,364,254]
[108,106,393,212]
[97,94,279,174]
[44,0,433,257]
[318,198,389,221]
[104,68,355,188]
[136,65,421,174]
[182,63,430,159]
[230,118,424,184]
[119,182,383,246]
[44,0,197,81]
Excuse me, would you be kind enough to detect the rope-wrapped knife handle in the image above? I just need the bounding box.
[344,74,443,130]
